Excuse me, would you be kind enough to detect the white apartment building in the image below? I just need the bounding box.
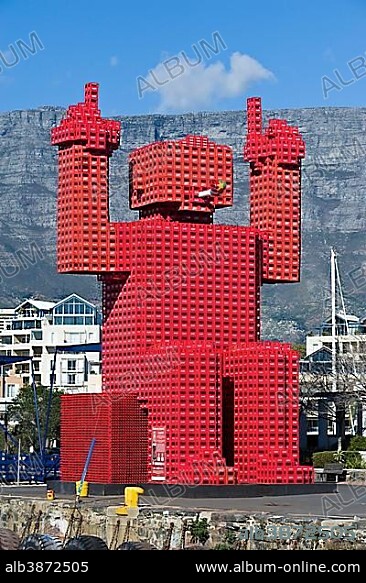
[0,294,101,402]
[306,312,366,358]
[0,308,16,331]
[301,311,366,450]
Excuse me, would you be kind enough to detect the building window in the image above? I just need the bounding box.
[52,296,96,326]
[327,419,335,435]
[345,418,353,433]
[21,307,37,318]
[67,359,76,371]
[307,418,319,433]
[67,373,76,385]
[5,384,16,398]
[65,332,85,344]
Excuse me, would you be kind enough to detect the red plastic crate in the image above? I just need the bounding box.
[54,84,312,485]
[244,97,305,283]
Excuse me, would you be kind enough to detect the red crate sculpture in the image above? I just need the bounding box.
[52,83,312,484]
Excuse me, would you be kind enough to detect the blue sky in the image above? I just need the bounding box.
[1,0,366,115]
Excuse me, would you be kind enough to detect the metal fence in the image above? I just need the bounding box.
[0,451,59,483]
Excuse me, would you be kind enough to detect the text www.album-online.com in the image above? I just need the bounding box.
[195,561,361,574]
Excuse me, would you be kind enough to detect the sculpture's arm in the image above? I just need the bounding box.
[244,97,305,283]
[51,83,126,274]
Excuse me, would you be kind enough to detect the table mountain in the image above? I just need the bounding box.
[1,105,365,341]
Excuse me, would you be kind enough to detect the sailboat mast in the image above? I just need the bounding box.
[331,247,337,393]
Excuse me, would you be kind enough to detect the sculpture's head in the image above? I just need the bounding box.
[129,135,233,214]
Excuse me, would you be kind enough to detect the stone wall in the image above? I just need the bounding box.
[346,469,366,483]
[1,497,365,550]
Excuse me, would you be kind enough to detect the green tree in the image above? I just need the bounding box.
[189,517,210,546]
[6,385,62,452]
[292,343,306,358]
[0,430,6,450]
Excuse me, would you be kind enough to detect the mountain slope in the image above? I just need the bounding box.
[0,105,365,340]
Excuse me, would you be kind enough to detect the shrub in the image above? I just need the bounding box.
[189,517,210,546]
[313,450,366,469]
[215,530,239,551]
[312,451,336,468]
[348,436,366,451]
[343,451,365,469]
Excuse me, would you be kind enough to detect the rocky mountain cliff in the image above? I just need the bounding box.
[0,105,365,341]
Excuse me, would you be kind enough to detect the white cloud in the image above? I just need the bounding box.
[110,56,118,67]
[147,52,274,112]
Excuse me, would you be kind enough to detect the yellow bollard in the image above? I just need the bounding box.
[75,480,89,497]
[115,486,144,516]
[46,489,55,501]
[124,486,144,508]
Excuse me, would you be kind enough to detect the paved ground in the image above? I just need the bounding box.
[1,483,366,518]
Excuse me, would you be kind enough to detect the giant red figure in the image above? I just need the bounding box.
[52,83,312,484]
